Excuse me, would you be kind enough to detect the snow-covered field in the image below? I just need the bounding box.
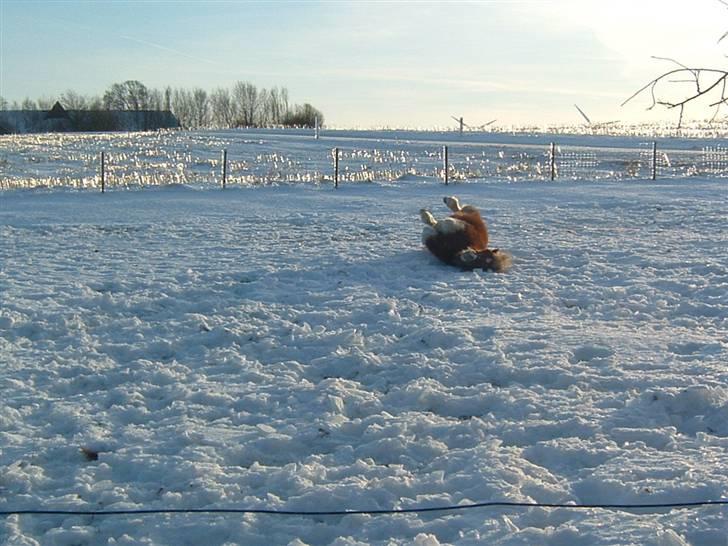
[1,131,727,545]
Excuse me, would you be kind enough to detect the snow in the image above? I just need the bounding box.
[1,130,727,545]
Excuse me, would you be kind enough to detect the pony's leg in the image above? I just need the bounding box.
[420,209,437,245]
[420,209,437,226]
[443,196,462,212]
[444,196,479,214]
[420,209,439,244]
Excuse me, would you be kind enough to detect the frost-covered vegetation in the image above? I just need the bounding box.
[2,128,728,191]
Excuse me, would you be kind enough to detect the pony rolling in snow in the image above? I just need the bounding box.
[420,196,511,272]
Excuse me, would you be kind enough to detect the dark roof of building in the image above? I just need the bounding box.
[46,101,69,119]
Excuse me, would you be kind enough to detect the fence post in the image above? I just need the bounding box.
[443,145,449,185]
[100,151,105,193]
[221,149,228,189]
[333,147,339,189]
[651,141,657,180]
[549,142,556,181]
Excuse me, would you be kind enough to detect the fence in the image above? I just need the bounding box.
[1,130,728,191]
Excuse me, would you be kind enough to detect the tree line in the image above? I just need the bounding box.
[0,80,324,129]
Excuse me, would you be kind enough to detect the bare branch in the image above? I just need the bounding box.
[625,15,728,127]
[623,65,728,128]
[651,55,692,71]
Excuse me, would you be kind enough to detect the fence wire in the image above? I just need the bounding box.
[2,498,727,518]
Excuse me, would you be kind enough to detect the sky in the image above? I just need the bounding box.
[1,0,728,128]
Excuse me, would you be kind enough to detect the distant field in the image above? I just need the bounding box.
[2,128,728,191]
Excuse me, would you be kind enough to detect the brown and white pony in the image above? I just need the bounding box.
[420,196,511,272]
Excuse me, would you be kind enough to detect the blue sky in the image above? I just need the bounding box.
[1,0,727,128]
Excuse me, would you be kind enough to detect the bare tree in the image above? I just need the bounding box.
[191,88,209,128]
[210,87,237,127]
[232,81,259,126]
[283,103,324,128]
[60,89,90,110]
[257,88,271,126]
[622,58,728,127]
[87,95,104,110]
[280,87,290,120]
[37,97,55,110]
[267,86,289,125]
[103,80,151,111]
[147,88,164,111]
[624,5,728,127]
[171,88,195,128]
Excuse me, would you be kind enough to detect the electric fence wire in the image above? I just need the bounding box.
[2,499,728,518]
